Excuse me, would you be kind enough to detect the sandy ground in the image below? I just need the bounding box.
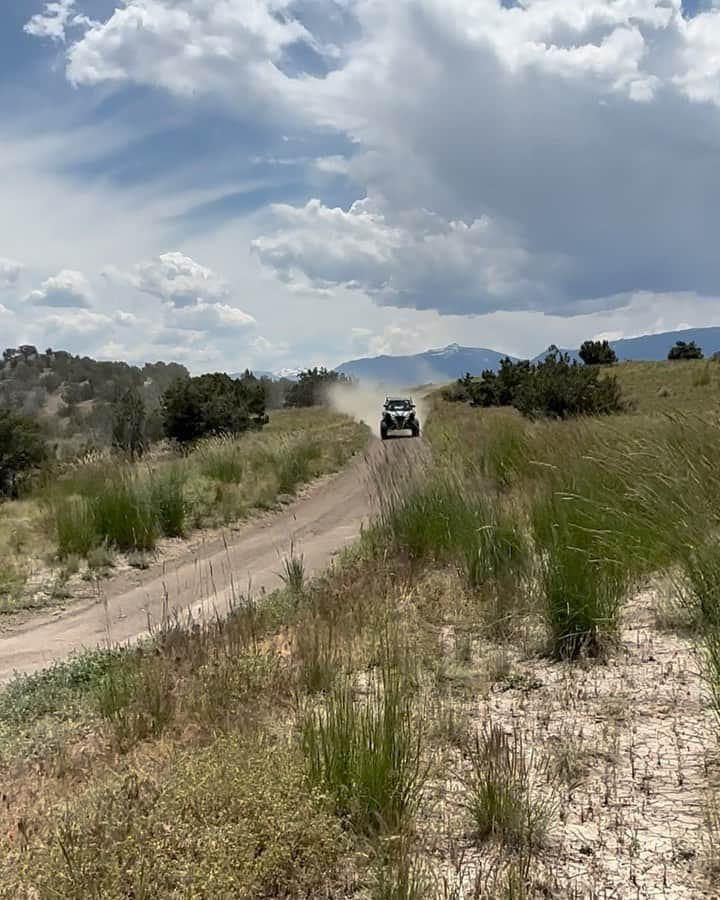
[0,437,423,683]
[431,588,720,898]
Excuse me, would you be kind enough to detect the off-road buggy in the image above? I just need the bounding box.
[380,397,420,440]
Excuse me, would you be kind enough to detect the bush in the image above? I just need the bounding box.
[284,367,352,408]
[162,372,266,444]
[0,409,47,497]
[111,387,145,459]
[668,340,703,360]
[450,351,624,420]
[515,350,624,419]
[12,737,342,900]
[579,339,617,366]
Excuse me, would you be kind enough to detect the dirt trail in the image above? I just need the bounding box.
[0,438,422,683]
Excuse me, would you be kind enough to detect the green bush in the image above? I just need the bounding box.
[162,372,266,444]
[0,409,47,497]
[447,351,624,420]
[668,340,703,360]
[579,339,617,365]
[54,496,101,557]
[284,367,352,408]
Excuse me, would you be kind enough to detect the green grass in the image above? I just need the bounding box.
[301,660,425,836]
[462,723,551,850]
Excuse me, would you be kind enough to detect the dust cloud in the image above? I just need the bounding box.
[327,382,431,437]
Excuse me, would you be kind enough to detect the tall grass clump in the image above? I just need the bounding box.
[150,466,186,538]
[54,496,100,557]
[277,439,322,495]
[301,662,425,836]
[93,477,158,552]
[462,723,551,850]
[460,503,528,593]
[198,435,245,483]
[532,483,631,660]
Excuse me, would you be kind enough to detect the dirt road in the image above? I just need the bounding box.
[0,437,424,683]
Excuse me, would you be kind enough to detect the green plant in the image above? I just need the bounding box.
[161,372,266,444]
[112,387,146,459]
[0,409,48,497]
[579,339,617,366]
[668,340,703,360]
[198,436,244,483]
[302,662,425,836]
[93,477,158,552]
[462,723,550,850]
[277,440,322,495]
[54,496,100,557]
[280,545,306,596]
[150,467,186,537]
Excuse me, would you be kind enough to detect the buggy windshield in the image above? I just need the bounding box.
[386,399,413,411]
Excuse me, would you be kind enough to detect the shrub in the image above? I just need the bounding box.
[447,351,624,420]
[514,351,624,419]
[0,409,47,497]
[284,367,352,408]
[12,737,342,900]
[668,340,703,360]
[111,387,146,459]
[162,372,266,444]
[579,339,617,366]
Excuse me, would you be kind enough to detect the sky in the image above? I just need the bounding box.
[3,0,720,373]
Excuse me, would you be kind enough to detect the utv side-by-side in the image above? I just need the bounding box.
[380,397,420,440]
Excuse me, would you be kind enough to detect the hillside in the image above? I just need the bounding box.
[337,327,720,384]
[0,345,189,450]
[337,343,516,385]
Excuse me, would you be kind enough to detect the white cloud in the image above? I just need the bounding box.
[253,196,574,315]
[169,300,256,332]
[24,0,76,42]
[60,0,328,119]
[0,257,22,289]
[26,269,93,308]
[109,252,230,307]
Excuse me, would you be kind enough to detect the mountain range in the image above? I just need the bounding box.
[333,327,720,386]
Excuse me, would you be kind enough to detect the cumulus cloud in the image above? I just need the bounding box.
[24,0,76,42]
[0,257,22,289]
[169,300,256,332]
[24,0,720,331]
[253,196,576,315]
[26,269,93,308]
[58,0,333,118]
[109,252,230,307]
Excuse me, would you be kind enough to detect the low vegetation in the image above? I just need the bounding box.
[0,407,367,611]
[3,359,720,896]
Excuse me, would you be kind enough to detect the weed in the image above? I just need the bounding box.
[280,544,306,596]
[54,496,99,557]
[150,466,186,537]
[302,662,425,836]
[462,723,551,850]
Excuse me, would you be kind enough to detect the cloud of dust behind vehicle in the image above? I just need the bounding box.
[327,381,431,437]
